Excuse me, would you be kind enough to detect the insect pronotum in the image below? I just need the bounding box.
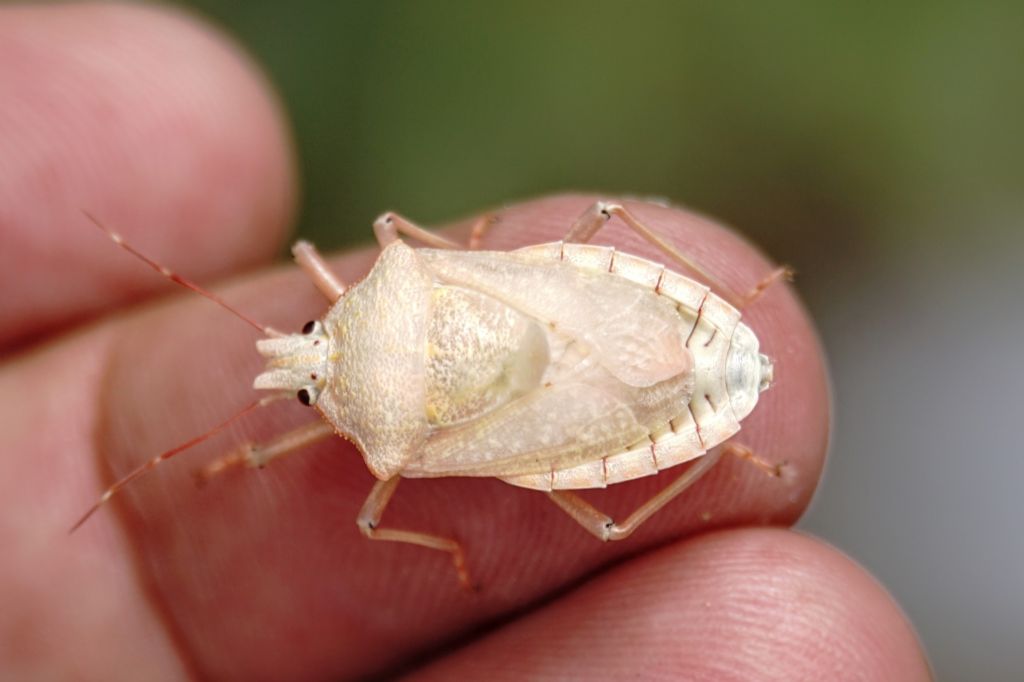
[74,200,788,589]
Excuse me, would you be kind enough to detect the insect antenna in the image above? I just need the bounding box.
[83,211,274,335]
[70,394,283,533]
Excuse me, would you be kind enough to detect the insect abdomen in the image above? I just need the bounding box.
[500,243,760,491]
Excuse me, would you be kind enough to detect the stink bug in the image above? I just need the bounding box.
[75,200,788,589]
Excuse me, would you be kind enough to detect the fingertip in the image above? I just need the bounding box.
[0,2,297,347]
[411,529,930,681]
[666,530,931,681]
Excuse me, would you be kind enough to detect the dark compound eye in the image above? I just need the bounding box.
[297,388,312,406]
[302,320,317,334]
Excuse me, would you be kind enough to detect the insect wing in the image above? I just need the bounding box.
[417,249,691,387]
[405,248,696,478]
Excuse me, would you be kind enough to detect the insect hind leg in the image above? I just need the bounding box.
[565,201,791,310]
[738,265,794,309]
[547,448,724,541]
[727,442,786,478]
[547,443,786,541]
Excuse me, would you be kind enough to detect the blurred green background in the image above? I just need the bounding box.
[179,2,1023,679]
[184,1,1022,303]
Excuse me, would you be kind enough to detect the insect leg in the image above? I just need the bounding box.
[738,266,794,309]
[357,477,473,590]
[194,421,335,484]
[565,201,792,310]
[292,241,347,302]
[373,212,462,249]
[546,448,724,541]
[467,213,498,249]
[727,442,786,478]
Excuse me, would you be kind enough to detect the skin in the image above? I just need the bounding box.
[0,4,930,681]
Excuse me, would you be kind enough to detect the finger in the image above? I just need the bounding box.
[48,195,827,679]
[0,2,296,350]
[407,529,930,681]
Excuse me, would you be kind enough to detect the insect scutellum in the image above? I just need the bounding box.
[253,318,331,406]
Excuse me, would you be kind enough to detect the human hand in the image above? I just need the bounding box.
[1,4,929,680]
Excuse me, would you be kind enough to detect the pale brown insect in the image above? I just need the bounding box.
[74,201,788,589]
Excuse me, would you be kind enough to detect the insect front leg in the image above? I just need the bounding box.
[546,449,724,541]
[195,421,335,484]
[357,477,473,590]
[565,201,792,310]
[292,241,347,302]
